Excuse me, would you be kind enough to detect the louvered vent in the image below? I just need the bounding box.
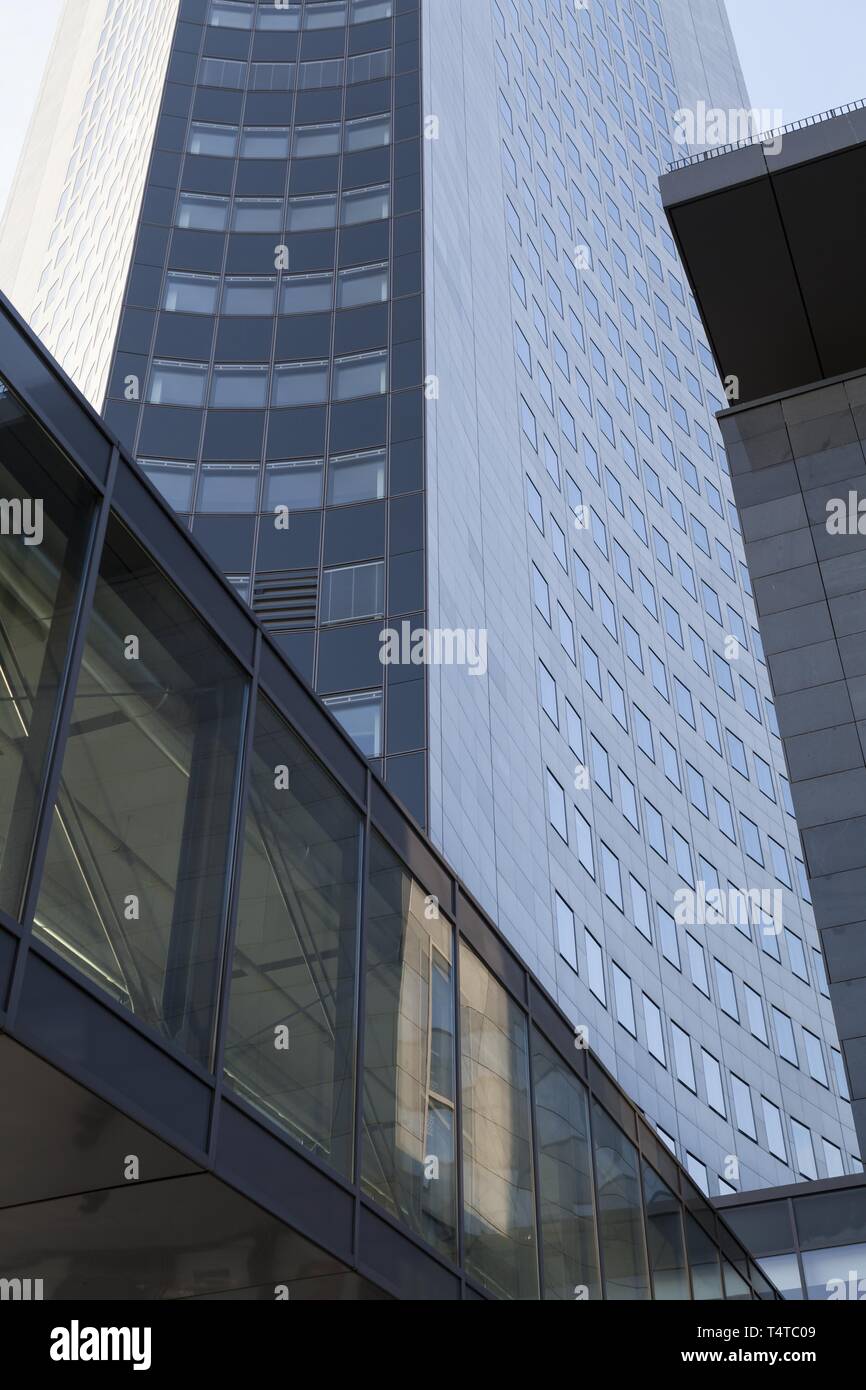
[253,568,318,629]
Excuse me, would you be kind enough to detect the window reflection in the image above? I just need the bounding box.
[187,122,238,158]
[532,1030,601,1300]
[177,193,229,231]
[140,460,195,512]
[321,561,384,624]
[264,459,324,512]
[231,200,282,233]
[592,1101,650,1299]
[287,194,338,232]
[642,1161,689,1299]
[341,186,389,225]
[33,517,247,1065]
[460,943,539,1299]
[686,1212,723,1299]
[224,695,362,1177]
[280,274,333,316]
[323,690,382,756]
[327,449,385,505]
[337,265,388,310]
[0,382,96,918]
[362,833,458,1261]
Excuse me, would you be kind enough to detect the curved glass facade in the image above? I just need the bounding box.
[104,0,427,824]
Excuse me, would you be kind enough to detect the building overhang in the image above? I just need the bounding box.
[660,105,866,404]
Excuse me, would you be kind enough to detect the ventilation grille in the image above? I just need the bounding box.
[253,568,318,629]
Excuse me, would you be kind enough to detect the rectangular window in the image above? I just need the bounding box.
[671,1022,695,1090]
[612,963,636,1034]
[555,893,577,971]
[163,272,219,315]
[585,930,606,1003]
[772,1007,798,1066]
[460,945,539,1299]
[321,561,385,624]
[702,1052,726,1117]
[326,449,384,506]
[333,351,387,400]
[361,834,457,1258]
[731,1075,756,1140]
[37,518,248,1067]
[547,770,568,842]
[643,995,665,1063]
[762,1099,787,1162]
[713,959,739,1020]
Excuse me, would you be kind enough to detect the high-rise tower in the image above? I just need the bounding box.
[1,0,857,1199]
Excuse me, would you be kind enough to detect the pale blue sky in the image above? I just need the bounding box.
[0,0,865,216]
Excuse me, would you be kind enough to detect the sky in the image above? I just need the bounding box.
[0,0,865,217]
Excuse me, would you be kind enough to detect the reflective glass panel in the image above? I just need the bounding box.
[336,265,388,309]
[643,1162,689,1299]
[163,273,219,315]
[273,362,329,407]
[686,1213,723,1299]
[148,362,207,407]
[197,464,260,512]
[321,562,384,623]
[293,125,341,158]
[140,460,196,512]
[327,450,385,505]
[341,186,389,225]
[34,517,247,1065]
[280,274,334,316]
[333,352,387,400]
[210,366,269,409]
[231,200,282,233]
[222,278,277,316]
[224,695,362,1176]
[323,690,382,756]
[188,123,238,157]
[361,833,458,1261]
[177,193,229,231]
[264,460,324,511]
[0,382,96,917]
[460,943,539,1299]
[592,1101,650,1299]
[344,115,391,152]
[532,1030,601,1300]
[241,128,290,160]
[286,195,338,231]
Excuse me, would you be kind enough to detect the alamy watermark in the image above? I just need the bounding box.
[673,102,785,157]
[379,622,488,677]
[674,882,783,936]
[0,497,43,546]
[826,492,866,535]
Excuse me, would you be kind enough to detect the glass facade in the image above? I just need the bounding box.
[720,1180,866,1301]
[102,0,427,825]
[0,328,779,1298]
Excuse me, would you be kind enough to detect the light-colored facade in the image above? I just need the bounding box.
[0,0,178,406]
[0,0,857,1203]
[422,0,857,1194]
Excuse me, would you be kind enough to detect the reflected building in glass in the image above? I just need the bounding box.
[0,0,857,1225]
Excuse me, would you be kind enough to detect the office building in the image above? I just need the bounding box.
[662,103,866,1159]
[0,290,780,1298]
[0,0,856,1207]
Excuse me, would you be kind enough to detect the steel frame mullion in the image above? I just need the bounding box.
[208,626,263,1161]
